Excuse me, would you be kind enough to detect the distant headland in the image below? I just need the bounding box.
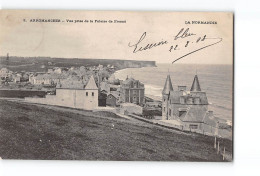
[0,56,156,72]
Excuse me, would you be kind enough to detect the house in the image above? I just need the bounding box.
[29,74,51,85]
[0,68,11,80]
[119,77,145,106]
[162,74,218,134]
[47,69,53,73]
[55,75,98,110]
[26,75,99,111]
[120,103,143,115]
[0,68,8,75]
[30,73,66,85]
[13,75,21,82]
[106,91,120,107]
[53,67,62,74]
[48,62,53,65]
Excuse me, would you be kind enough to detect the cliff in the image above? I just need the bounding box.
[0,56,156,72]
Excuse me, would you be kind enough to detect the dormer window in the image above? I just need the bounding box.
[179,110,186,117]
[194,97,201,104]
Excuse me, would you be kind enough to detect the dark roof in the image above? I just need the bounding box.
[169,91,208,105]
[107,91,119,99]
[121,78,144,88]
[189,92,208,105]
[169,90,183,104]
[122,77,135,84]
[56,75,98,90]
[162,75,174,95]
[190,75,201,91]
[178,106,217,127]
[203,112,218,127]
[179,106,207,123]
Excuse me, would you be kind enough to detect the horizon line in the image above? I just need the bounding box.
[0,55,232,65]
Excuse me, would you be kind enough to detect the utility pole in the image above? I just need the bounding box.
[217,141,220,154]
[214,136,217,149]
[223,147,226,161]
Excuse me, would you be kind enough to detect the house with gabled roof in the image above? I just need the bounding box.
[54,75,99,110]
[106,91,120,107]
[26,75,99,111]
[162,74,218,134]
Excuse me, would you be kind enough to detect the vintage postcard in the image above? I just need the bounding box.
[0,10,233,161]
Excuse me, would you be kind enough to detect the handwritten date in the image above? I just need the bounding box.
[128,28,222,63]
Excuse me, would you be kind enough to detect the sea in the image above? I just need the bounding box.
[114,63,233,123]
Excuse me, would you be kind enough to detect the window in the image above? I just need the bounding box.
[164,107,165,112]
[179,111,186,117]
[169,109,171,116]
[180,97,185,104]
[189,124,198,129]
[92,92,94,96]
[86,92,88,96]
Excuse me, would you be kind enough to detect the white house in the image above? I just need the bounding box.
[26,75,99,111]
[0,68,10,79]
[55,75,99,110]
[53,67,62,74]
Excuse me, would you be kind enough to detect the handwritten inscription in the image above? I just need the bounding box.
[128,32,168,53]
[174,28,196,40]
[128,28,222,63]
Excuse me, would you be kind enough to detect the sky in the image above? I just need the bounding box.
[0,10,233,64]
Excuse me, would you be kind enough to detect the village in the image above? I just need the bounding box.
[0,63,161,117]
[0,56,233,162]
[0,62,231,140]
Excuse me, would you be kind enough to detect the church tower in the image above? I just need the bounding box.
[162,75,174,120]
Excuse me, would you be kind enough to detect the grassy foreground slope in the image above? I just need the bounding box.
[0,99,231,161]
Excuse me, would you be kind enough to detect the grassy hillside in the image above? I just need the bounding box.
[0,99,231,161]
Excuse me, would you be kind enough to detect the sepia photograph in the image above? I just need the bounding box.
[0,10,233,161]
